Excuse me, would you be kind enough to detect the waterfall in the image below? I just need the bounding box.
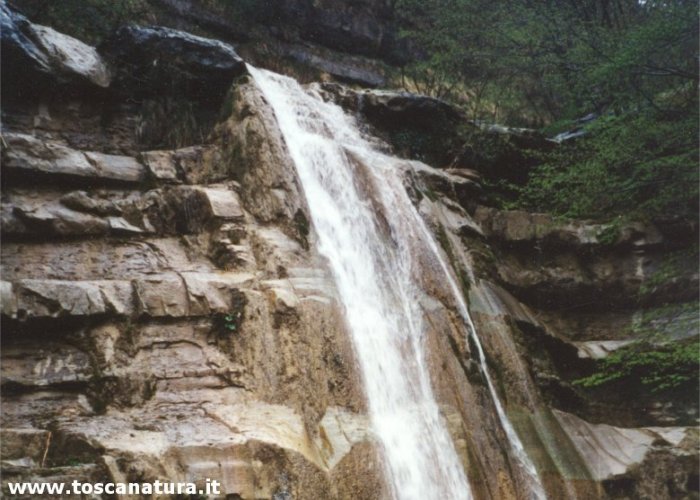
[249,66,545,500]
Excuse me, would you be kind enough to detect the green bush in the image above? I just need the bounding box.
[574,337,699,393]
[575,301,699,393]
[516,106,698,220]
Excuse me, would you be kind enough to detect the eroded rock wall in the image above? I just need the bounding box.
[1,14,385,498]
[410,163,699,499]
[1,6,697,499]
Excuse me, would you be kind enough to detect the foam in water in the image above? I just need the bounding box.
[249,65,546,500]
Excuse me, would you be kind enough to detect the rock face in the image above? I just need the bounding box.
[1,10,697,500]
[1,13,380,499]
[145,0,398,87]
[319,83,467,165]
[99,24,247,101]
[276,0,393,58]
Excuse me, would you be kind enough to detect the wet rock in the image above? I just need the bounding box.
[1,3,110,96]
[320,84,465,165]
[12,203,110,237]
[1,191,153,239]
[216,78,306,223]
[3,133,97,179]
[413,162,482,207]
[83,151,144,183]
[99,24,246,101]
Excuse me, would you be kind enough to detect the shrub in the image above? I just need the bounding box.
[574,337,699,393]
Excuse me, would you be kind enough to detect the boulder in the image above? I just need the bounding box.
[1,3,110,97]
[98,24,246,101]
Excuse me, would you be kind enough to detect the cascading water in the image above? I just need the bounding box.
[249,66,546,500]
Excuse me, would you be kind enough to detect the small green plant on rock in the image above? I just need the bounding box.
[212,310,243,336]
[224,312,241,333]
[595,218,623,246]
[213,292,247,337]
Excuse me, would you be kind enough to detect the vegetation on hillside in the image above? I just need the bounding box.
[396,0,698,221]
[394,0,698,396]
[575,301,699,393]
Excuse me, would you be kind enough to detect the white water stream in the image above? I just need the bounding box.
[250,66,546,500]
